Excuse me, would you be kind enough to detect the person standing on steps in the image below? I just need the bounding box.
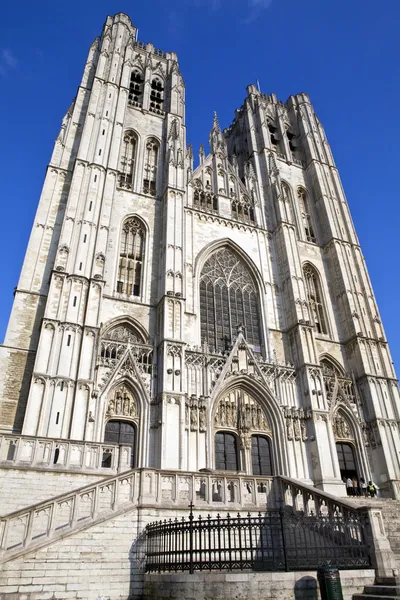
[346,477,353,496]
[368,481,377,498]
[360,477,368,497]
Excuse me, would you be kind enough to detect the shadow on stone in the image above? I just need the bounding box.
[294,575,318,600]
[128,527,147,599]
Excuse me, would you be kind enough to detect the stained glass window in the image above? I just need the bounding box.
[200,248,261,352]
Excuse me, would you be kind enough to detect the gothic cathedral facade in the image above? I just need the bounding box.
[1,12,399,498]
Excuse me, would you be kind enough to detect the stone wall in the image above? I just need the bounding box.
[0,469,104,516]
[0,509,139,599]
[143,570,376,600]
[0,501,375,600]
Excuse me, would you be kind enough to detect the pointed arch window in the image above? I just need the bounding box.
[231,194,255,225]
[116,217,145,297]
[200,248,262,352]
[267,120,280,152]
[150,78,164,114]
[215,432,239,471]
[119,131,137,190]
[281,183,298,237]
[303,264,328,334]
[251,436,273,476]
[193,181,218,213]
[143,139,159,196]
[298,188,316,243]
[128,70,144,107]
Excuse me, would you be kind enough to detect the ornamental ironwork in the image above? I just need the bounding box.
[145,509,371,573]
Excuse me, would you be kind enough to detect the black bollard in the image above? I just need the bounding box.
[317,567,344,600]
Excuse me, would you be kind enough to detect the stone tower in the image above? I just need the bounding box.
[0,12,399,498]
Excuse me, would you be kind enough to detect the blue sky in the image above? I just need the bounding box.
[0,0,399,372]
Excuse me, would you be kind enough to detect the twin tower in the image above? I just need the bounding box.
[1,12,399,497]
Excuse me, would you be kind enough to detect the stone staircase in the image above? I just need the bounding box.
[342,497,400,568]
[353,580,400,600]
[0,467,279,564]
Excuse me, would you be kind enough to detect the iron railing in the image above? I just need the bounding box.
[145,508,371,573]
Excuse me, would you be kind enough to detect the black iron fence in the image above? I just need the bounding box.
[145,509,371,573]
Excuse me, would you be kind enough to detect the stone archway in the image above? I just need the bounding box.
[333,410,359,487]
[213,388,273,475]
[102,383,139,468]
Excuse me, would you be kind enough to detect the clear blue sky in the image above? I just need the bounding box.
[0,0,399,373]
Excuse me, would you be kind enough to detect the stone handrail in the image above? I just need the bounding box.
[277,475,398,579]
[0,433,132,473]
[277,475,366,517]
[0,468,277,563]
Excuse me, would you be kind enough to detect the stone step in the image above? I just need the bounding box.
[353,595,399,600]
[365,586,400,597]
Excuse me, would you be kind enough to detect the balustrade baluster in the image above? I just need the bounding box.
[47,502,57,536]
[70,495,78,528]
[0,519,9,552]
[23,510,34,547]
[91,486,99,518]
[112,480,118,509]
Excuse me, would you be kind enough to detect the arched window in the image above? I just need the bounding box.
[303,264,328,334]
[200,248,262,352]
[128,70,144,107]
[143,138,159,196]
[193,183,218,213]
[116,217,145,297]
[119,130,137,190]
[281,182,298,237]
[297,188,316,242]
[215,432,239,471]
[267,120,280,152]
[150,78,164,113]
[231,194,255,224]
[251,435,273,476]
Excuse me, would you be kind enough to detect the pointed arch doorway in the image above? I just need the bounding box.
[102,384,139,468]
[333,411,359,485]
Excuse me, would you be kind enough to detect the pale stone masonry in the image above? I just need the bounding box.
[0,10,399,501]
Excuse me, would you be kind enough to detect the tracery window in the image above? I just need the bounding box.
[231,194,255,224]
[200,248,261,352]
[116,218,145,297]
[119,130,137,190]
[298,188,316,243]
[100,322,153,374]
[128,70,144,107]
[143,138,159,196]
[150,78,164,113]
[303,264,328,334]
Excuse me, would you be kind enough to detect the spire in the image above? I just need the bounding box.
[209,111,226,155]
[213,111,221,134]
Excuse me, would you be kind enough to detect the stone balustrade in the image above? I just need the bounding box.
[279,475,357,518]
[0,433,132,474]
[0,467,277,563]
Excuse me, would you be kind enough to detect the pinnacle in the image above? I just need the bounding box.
[212,111,221,133]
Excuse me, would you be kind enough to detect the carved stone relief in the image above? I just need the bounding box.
[332,412,353,440]
[106,385,137,418]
